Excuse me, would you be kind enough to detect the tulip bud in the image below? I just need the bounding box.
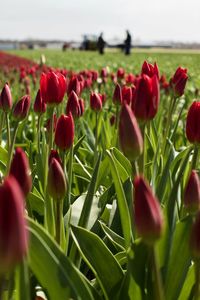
[101,68,108,78]
[122,86,132,105]
[141,61,159,78]
[113,83,122,105]
[186,101,200,144]
[66,91,80,118]
[9,148,32,196]
[67,76,81,96]
[0,176,28,274]
[170,67,188,98]
[190,212,200,258]
[55,114,74,150]
[40,71,66,104]
[134,176,163,244]
[133,74,160,121]
[117,68,125,79]
[119,104,143,161]
[47,158,67,200]
[90,92,102,111]
[34,89,46,114]
[13,95,31,120]
[79,98,85,116]
[48,149,62,166]
[184,170,200,214]
[0,83,12,112]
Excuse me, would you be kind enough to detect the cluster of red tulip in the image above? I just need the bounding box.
[1,51,200,299]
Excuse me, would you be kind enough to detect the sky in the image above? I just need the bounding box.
[0,0,199,43]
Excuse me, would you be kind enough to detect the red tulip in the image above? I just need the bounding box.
[186,101,200,144]
[117,68,125,79]
[47,158,67,201]
[141,61,159,78]
[184,170,200,214]
[134,176,163,244]
[55,114,74,150]
[133,74,160,121]
[170,67,188,97]
[48,149,62,166]
[40,71,66,104]
[0,176,28,273]
[79,98,85,116]
[190,212,200,258]
[122,86,132,105]
[67,76,81,96]
[34,89,46,114]
[9,148,32,196]
[113,83,122,105]
[119,104,143,161]
[46,113,57,133]
[66,91,80,118]
[0,83,12,112]
[101,68,108,78]
[13,95,31,120]
[90,92,102,111]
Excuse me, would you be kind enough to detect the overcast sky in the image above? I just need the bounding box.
[0,0,199,42]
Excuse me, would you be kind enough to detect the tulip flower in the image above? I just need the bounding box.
[40,71,66,104]
[134,176,163,244]
[66,91,80,118]
[117,68,125,79]
[119,104,143,161]
[113,83,122,105]
[90,92,102,111]
[9,148,32,196]
[170,67,188,98]
[141,61,159,78]
[67,76,81,96]
[55,114,74,150]
[49,149,62,166]
[34,89,46,114]
[79,98,85,116]
[133,74,160,121]
[0,83,12,112]
[122,86,132,105]
[13,95,31,120]
[0,176,28,274]
[184,170,200,214]
[186,101,200,144]
[47,158,67,201]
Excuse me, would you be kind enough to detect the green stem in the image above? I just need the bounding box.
[194,260,200,300]
[5,112,10,150]
[6,123,19,175]
[162,96,176,154]
[0,112,5,145]
[151,246,164,300]
[0,275,4,300]
[67,144,73,209]
[192,145,199,171]
[49,107,54,152]
[138,123,146,174]
[37,114,42,154]
[55,200,63,245]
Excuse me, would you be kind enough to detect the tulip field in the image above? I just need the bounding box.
[0,49,200,300]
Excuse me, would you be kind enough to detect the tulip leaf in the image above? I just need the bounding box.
[164,217,193,300]
[27,218,95,300]
[100,221,125,251]
[106,149,132,248]
[71,225,124,299]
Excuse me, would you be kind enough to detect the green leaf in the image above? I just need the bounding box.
[27,218,95,300]
[100,221,125,251]
[106,149,132,248]
[164,217,193,300]
[71,225,124,299]
[27,192,44,215]
[78,153,101,228]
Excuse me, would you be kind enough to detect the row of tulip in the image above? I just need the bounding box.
[0,52,199,299]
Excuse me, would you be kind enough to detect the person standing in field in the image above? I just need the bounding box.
[124,30,132,55]
[97,33,106,55]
